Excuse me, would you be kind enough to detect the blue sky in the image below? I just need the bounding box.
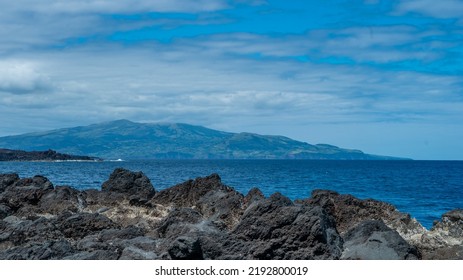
[0,0,462,159]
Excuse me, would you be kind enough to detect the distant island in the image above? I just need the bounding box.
[0,120,409,160]
[0,148,100,162]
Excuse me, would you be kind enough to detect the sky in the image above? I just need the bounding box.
[0,0,462,160]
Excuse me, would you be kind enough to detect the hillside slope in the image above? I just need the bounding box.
[0,120,404,160]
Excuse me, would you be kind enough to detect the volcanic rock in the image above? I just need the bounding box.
[153,173,244,228]
[0,176,54,211]
[302,190,427,242]
[101,168,155,199]
[0,170,461,260]
[233,193,343,259]
[341,220,420,260]
[0,173,19,192]
[419,209,463,259]
[58,212,118,239]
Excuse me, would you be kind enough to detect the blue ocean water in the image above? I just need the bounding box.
[1,160,462,229]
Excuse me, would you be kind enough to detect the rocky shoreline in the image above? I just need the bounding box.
[0,148,100,162]
[0,168,461,260]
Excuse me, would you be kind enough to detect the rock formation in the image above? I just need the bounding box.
[0,169,461,260]
[0,148,99,161]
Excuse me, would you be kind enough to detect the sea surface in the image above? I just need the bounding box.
[1,160,462,229]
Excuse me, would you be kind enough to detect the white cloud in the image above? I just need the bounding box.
[395,0,463,18]
[1,40,460,136]
[181,26,449,64]
[0,0,231,52]
[0,61,53,94]
[0,0,229,15]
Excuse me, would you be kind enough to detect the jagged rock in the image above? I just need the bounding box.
[302,190,426,243]
[439,209,463,238]
[423,245,463,260]
[0,173,19,192]
[154,173,224,206]
[341,220,420,260]
[244,187,265,205]
[76,234,116,252]
[0,240,73,260]
[82,189,125,208]
[5,216,64,246]
[0,204,12,219]
[156,208,204,238]
[155,207,244,260]
[153,174,244,228]
[233,193,343,260]
[168,236,203,260]
[98,227,145,242]
[419,209,463,259]
[58,212,118,239]
[38,186,82,214]
[101,168,155,199]
[0,175,54,211]
[121,236,158,252]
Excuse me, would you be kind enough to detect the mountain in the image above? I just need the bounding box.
[0,119,405,160]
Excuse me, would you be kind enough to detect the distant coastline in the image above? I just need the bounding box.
[0,148,101,162]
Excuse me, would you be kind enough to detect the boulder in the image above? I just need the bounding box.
[232,193,343,260]
[58,212,118,239]
[423,245,463,260]
[0,175,54,211]
[156,208,204,238]
[155,207,246,260]
[0,240,73,260]
[341,220,420,260]
[76,234,118,253]
[0,204,12,219]
[419,209,463,259]
[0,173,19,193]
[244,187,265,205]
[302,190,426,242]
[168,236,203,260]
[98,227,145,242]
[101,168,155,199]
[153,174,244,228]
[39,186,83,214]
[438,209,463,238]
[6,216,64,246]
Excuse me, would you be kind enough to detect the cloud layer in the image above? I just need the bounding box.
[0,0,462,159]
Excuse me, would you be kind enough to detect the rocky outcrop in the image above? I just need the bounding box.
[0,169,461,260]
[232,193,342,259]
[301,190,427,245]
[418,209,463,259]
[341,220,420,260]
[102,168,155,199]
[152,173,243,228]
[0,148,99,161]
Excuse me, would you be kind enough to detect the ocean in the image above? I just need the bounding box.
[1,160,462,229]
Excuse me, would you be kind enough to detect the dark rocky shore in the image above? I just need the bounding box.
[0,148,99,161]
[0,168,461,260]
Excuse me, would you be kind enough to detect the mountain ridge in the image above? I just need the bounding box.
[0,119,408,160]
